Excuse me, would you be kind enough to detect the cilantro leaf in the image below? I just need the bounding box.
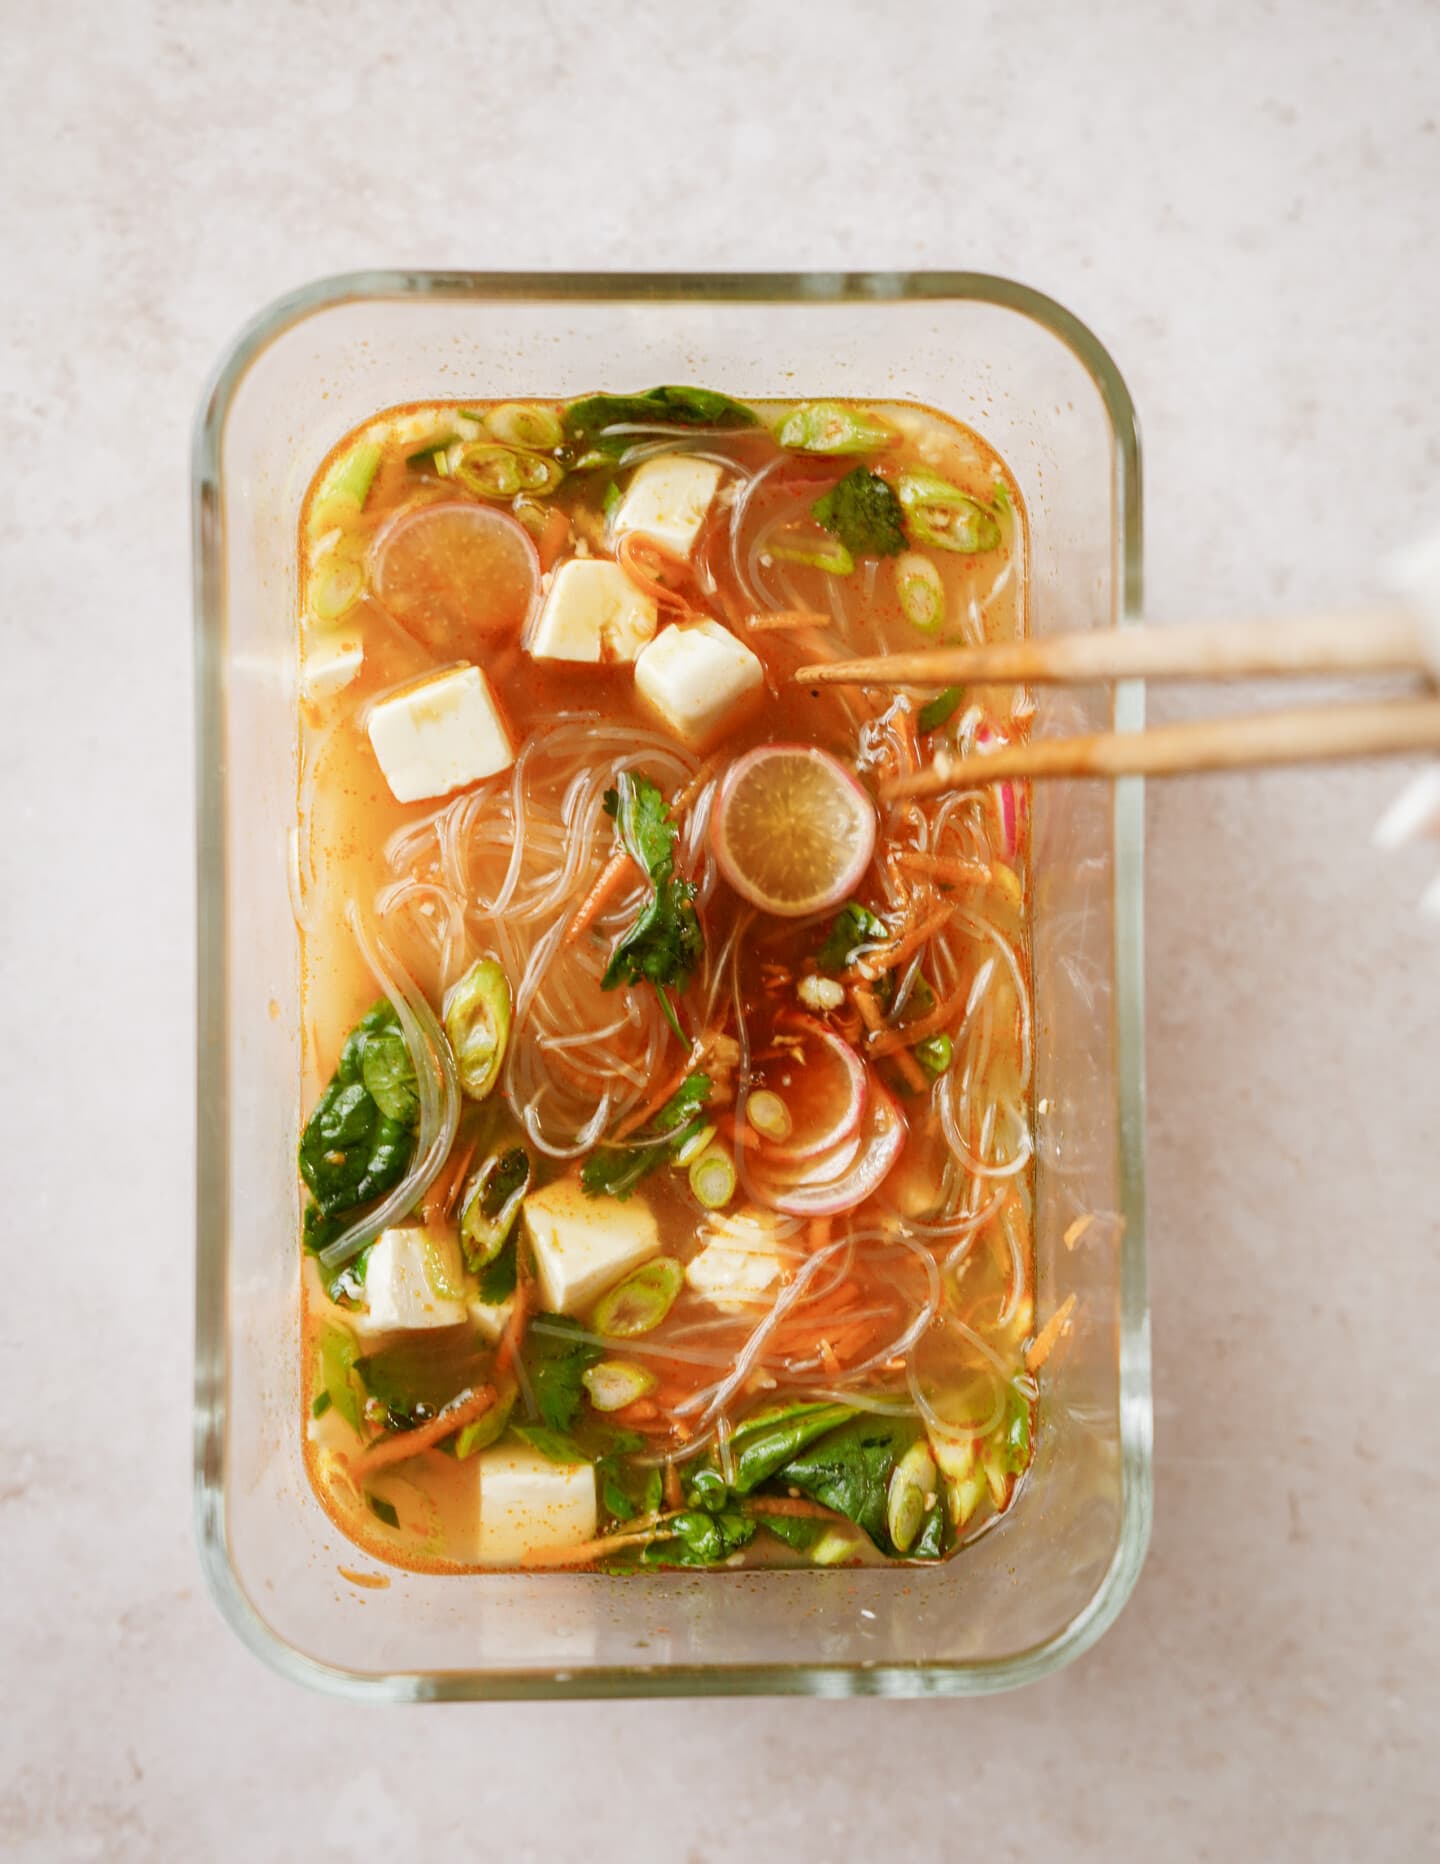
[511,1423,589,1463]
[581,1072,712,1200]
[475,1238,518,1305]
[521,1315,602,1432]
[811,468,906,559]
[601,772,704,1036]
[816,900,887,972]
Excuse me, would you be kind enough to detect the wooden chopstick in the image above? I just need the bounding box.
[879,697,1440,798]
[796,605,1427,690]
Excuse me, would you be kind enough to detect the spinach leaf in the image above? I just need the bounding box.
[643,1508,757,1567]
[522,1315,602,1433]
[581,1072,712,1200]
[596,1435,660,1525]
[816,900,887,972]
[565,385,756,456]
[759,1511,824,1553]
[299,1001,418,1217]
[359,1029,418,1123]
[356,1330,490,1431]
[778,1415,919,1549]
[600,772,704,1039]
[812,467,906,559]
[912,1502,947,1560]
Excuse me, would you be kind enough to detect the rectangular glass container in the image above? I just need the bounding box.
[193,271,1150,1699]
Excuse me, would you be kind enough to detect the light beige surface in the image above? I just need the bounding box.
[3,1,1438,1858]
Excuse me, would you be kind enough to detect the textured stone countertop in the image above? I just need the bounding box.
[3,2,1437,1857]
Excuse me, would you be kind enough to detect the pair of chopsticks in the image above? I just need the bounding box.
[794,605,1440,796]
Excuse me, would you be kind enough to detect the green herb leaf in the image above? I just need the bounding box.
[581,1073,712,1199]
[522,1315,602,1433]
[565,386,757,456]
[914,1033,953,1080]
[600,773,704,1034]
[475,1237,519,1305]
[356,1331,490,1432]
[512,1423,589,1464]
[310,1389,332,1419]
[643,1508,757,1567]
[366,1493,400,1529]
[917,685,966,734]
[816,901,887,972]
[758,1511,824,1552]
[299,1001,419,1217]
[912,1501,947,1559]
[316,1324,365,1434]
[811,468,906,559]
[359,1028,419,1123]
[777,1415,919,1550]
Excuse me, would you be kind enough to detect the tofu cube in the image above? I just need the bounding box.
[526,559,658,665]
[467,1295,515,1345]
[610,454,724,558]
[366,665,514,804]
[362,1226,468,1333]
[685,1208,790,1312]
[633,621,765,749]
[522,1177,660,1316]
[301,628,363,701]
[476,1442,597,1566]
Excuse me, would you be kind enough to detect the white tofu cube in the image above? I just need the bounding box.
[301,628,364,701]
[526,559,658,664]
[362,1226,468,1333]
[476,1442,597,1565]
[610,454,724,558]
[633,621,765,749]
[685,1208,790,1312]
[366,665,514,804]
[467,1295,515,1345]
[522,1177,660,1316]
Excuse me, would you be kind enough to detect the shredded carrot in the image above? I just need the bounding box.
[715,1114,762,1150]
[1026,1294,1078,1374]
[894,706,920,777]
[663,1459,684,1510]
[671,756,721,815]
[518,1527,674,1568]
[807,1217,832,1252]
[745,609,830,632]
[616,533,693,611]
[346,1384,497,1478]
[611,1398,659,1425]
[493,1277,532,1379]
[564,849,638,947]
[537,506,570,571]
[896,849,992,888]
[1063,1213,1094,1250]
[746,1494,843,1520]
[421,1137,477,1226]
[859,904,956,978]
[819,1338,842,1378]
[865,981,969,1057]
[851,983,885,1034]
[892,1044,931,1095]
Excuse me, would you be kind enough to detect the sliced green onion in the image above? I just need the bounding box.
[308,557,364,623]
[317,1325,364,1434]
[671,1121,717,1168]
[315,440,382,513]
[456,1389,514,1459]
[896,469,1002,554]
[745,1091,792,1142]
[917,685,965,733]
[946,1466,988,1528]
[513,452,564,495]
[601,480,623,518]
[453,443,526,500]
[405,436,460,470]
[689,1147,738,1210]
[809,1526,862,1566]
[914,1033,953,1081]
[582,1360,659,1413]
[418,1233,466,1302]
[776,401,895,455]
[486,403,565,451]
[592,1257,684,1336]
[443,959,512,1102]
[770,537,855,575]
[310,1389,332,1419]
[894,552,945,632]
[886,1440,937,1553]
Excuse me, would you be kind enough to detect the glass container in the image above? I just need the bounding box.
[193,271,1149,1698]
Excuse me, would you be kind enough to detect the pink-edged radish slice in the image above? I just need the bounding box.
[749,1081,908,1217]
[371,500,540,658]
[749,1123,865,1192]
[753,1021,868,1164]
[711,743,876,917]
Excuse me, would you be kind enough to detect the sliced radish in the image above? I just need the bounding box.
[711,744,876,917]
[371,500,540,658]
[756,1021,867,1163]
[749,1081,907,1216]
[750,1123,865,1192]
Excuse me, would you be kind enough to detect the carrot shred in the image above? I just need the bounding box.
[613,1060,694,1141]
[564,849,638,947]
[745,609,830,632]
[346,1384,497,1478]
[896,849,992,888]
[819,1338,841,1378]
[611,1398,659,1425]
[894,706,920,777]
[806,1217,832,1252]
[517,1527,673,1568]
[663,1459,684,1510]
[537,506,570,572]
[858,904,955,978]
[746,1494,843,1520]
[865,981,969,1057]
[851,983,885,1034]
[1026,1294,1078,1374]
[616,533,694,611]
[891,1045,931,1096]
[421,1137,477,1226]
[493,1277,532,1379]
[1063,1214,1094,1250]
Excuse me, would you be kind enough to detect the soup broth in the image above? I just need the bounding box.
[296,390,1038,1573]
